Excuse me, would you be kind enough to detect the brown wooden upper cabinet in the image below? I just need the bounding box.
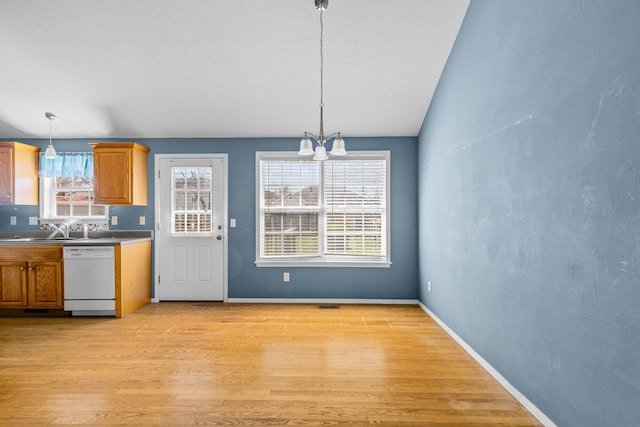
[89,142,150,206]
[0,142,40,205]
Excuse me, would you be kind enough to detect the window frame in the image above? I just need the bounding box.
[39,154,109,224]
[255,151,391,268]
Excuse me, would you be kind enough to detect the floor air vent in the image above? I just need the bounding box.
[318,305,340,309]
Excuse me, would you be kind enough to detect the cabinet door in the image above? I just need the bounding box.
[93,147,132,205]
[27,261,63,308]
[0,261,27,307]
[0,147,14,204]
[91,142,149,206]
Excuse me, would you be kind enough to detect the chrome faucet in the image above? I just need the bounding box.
[83,224,89,239]
[46,223,71,239]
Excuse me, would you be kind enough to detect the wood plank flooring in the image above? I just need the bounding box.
[0,303,542,426]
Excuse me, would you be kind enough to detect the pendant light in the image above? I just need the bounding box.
[44,112,58,159]
[298,0,347,160]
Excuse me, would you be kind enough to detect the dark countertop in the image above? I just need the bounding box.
[0,230,153,246]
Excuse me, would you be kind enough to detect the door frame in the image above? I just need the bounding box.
[153,153,229,303]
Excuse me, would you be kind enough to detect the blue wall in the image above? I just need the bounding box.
[0,136,419,300]
[418,1,640,426]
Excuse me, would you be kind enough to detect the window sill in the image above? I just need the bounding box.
[256,259,391,268]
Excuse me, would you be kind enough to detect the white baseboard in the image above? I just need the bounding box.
[152,298,417,305]
[227,298,418,305]
[417,301,556,427]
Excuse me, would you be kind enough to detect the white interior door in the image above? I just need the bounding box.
[156,155,226,301]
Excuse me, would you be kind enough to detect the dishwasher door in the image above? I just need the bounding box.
[64,246,115,315]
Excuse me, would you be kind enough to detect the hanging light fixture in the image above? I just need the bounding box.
[44,112,58,159]
[298,0,347,161]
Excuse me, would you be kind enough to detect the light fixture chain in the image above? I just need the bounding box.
[320,7,324,109]
[318,6,325,142]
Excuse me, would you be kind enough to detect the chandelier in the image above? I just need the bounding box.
[298,0,347,161]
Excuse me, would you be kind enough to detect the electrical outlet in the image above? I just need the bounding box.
[10,216,17,225]
[29,216,39,225]
[283,272,290,282]
[230,218,236,228]
[111,216,118,225]
[139,216,146,225]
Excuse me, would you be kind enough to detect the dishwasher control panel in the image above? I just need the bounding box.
[64,247,114,259]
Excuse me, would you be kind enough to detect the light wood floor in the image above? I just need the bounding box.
[0,303,541,426]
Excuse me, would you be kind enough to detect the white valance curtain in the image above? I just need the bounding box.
[39,152,93,178]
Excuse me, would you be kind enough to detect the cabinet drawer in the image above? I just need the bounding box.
[0,246,63,261]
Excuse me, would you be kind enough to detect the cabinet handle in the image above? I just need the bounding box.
[20,267,25,271]
[28,267,34,271]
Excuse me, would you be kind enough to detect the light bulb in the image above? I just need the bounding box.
[313,145,328,161]
[298,138,314,155]
[44,144,56,159]
[329,137,347,155]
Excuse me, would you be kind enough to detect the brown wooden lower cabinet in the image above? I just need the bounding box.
[0,242,151,316]
[0,247,63,309]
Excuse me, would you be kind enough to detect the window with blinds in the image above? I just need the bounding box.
[324,159,386,257]
[257,151,390,267]
[259,159,320,257]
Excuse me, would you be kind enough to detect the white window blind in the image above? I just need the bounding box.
[171,166,213,235]
[324,159,387,257]
[257,151,390,267]
[260,160,321,257]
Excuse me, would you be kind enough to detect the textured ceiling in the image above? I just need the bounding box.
[0,0,469,139]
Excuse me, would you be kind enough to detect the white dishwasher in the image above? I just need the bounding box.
[64,246,116,316]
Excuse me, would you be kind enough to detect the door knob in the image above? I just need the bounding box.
[216,235,222,240]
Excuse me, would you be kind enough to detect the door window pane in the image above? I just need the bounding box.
[171,167,213,235]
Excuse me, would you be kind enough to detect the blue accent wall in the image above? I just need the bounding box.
[0,136,419,300]
[418,1,640,426]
